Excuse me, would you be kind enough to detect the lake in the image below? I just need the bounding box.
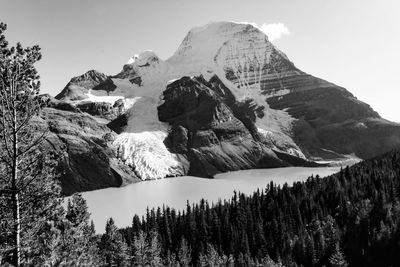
[81,166,341,233]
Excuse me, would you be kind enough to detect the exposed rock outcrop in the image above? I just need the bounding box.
[36,108,139,195]
[158,75,297,177]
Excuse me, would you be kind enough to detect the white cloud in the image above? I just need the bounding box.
[259,23,290,42]
[239,22,290,42]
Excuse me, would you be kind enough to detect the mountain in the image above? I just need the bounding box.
[47,21,400,194]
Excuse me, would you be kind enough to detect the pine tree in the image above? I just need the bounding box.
[26,203,65,266]
[147,230,162,266]
[304,233,316,266]
[198,243,222,267]
[328,243,348,267]
[0,21,49,267]
[24,194,100,266]
[164,250,178,267]
[131,230,162,266]
[178,237,192,267]
[226,254,235,267]
[99,218,129,267]
[132,230,147,266]
[62,194,100,266]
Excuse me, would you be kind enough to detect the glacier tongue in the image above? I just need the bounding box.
[114,131,185,180]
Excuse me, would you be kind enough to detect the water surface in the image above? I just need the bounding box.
[81,167,340,232]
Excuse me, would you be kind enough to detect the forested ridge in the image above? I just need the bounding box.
[116,148,400,266]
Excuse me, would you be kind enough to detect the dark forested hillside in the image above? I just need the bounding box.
[118,149,400,266]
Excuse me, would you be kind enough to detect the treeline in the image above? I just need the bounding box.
[116,148,400,267]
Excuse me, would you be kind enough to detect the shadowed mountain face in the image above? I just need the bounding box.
[47,21,400,193]
[247,70,398,159]
[157,76,285,177]
[225,63,399,159]
[35,105,139,195]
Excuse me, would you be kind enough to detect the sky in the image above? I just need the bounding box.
[1,0,399,122]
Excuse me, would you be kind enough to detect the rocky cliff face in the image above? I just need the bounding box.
[50,21,400,194]
[158,75,286,177]
[36,107,139,195]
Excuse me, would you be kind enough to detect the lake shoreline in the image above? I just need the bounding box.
[80,166,341,233]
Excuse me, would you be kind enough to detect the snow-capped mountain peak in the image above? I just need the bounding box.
[170,22,264,61]
[53,21,396,185]
[167,21,298,99]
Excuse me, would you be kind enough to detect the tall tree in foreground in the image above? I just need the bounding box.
[0,22,56,266]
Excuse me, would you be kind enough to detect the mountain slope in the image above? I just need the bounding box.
[34,99,140,195]
[168,22,400,160]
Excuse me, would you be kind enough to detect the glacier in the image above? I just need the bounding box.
[114,131,186,180]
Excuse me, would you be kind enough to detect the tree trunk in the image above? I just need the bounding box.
[12,190,20,267]
[12,142,21,267]
[12,97,21,267]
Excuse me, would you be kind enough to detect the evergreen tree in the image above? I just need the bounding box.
[62,194,100,266]
[226,254,235,267]
[132,230,147,266]
[328,243,348,267]
[99,218,129,267]
[131,230,162,266]
[164,250,178,267]
[26,194,100,266]
[26,203,65,266]
[198,243,222,267]
[0,21,51,267]
[178,237,192,267]
[147,230,162,266]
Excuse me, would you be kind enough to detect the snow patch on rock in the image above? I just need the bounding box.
[258,128,306,159]
[84,90,124,104]
[265,88,291,98]
[121,97,141,110]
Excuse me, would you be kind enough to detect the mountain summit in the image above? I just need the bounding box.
[47,21,400,193]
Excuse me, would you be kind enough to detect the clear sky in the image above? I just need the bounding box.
[1,0,399,122]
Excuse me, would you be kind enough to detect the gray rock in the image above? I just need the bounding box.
[36,108,139,195]
[158,76,291,177]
